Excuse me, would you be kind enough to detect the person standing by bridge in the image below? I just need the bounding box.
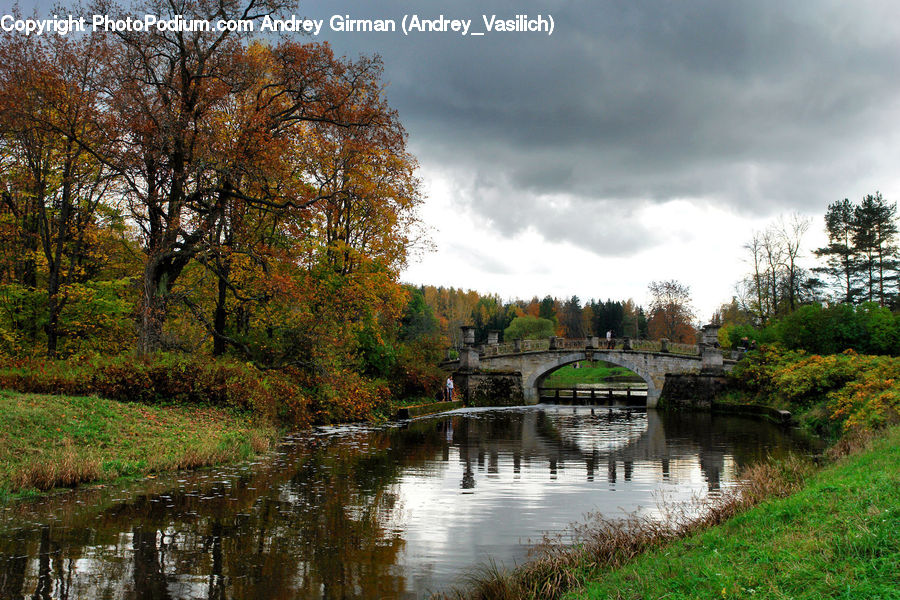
[445,376,454,401]
[606,330,614,349]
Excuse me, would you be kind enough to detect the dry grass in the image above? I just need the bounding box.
[9,439,104,491]
[0,390,278,498]
[436,455,816,600]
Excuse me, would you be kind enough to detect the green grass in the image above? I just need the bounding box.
[542,363,639,388]
[570,427,900,600]
[0,389,277,501]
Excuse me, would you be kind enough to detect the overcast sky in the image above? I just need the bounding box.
[21,0,900,319]
[301,0,900,319]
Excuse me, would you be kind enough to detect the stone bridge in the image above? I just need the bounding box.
[443,329,733,408]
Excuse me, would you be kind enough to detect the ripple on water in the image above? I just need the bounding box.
[0,406,821,600]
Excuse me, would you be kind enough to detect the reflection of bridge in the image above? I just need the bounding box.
[443,334,733,408]
[445,408,731,492]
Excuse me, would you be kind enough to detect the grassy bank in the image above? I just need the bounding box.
[542,363,637,387]
[0,390,277,500]
[439,427,898,599]
[573,427,899,599]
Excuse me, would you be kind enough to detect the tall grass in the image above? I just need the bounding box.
[0,390,276,498]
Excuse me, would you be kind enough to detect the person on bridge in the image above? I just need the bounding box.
[445,376,454,401]
[606,330,614,349]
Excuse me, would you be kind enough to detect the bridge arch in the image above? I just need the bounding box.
[524,351,658,406]
[447,342,711,409]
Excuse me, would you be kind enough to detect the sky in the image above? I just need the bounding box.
[304,0,900,320]
[16,0,900,319]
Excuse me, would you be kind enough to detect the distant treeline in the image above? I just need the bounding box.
[417,286,700,345]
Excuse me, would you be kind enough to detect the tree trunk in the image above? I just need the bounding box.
[213,267,228,356]
[139,267,166,356]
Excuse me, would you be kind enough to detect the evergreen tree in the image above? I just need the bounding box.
[538,295,557,324]
[855,193,898,306]
[815,198,860,303]
[560,295,584,337]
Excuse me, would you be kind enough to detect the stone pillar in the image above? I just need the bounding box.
[459,347,480,370]
[461,326,476,347]
[586,336,599,349]
[700,343,724,374]
[549,336,560,349]
[699,324,720,346]
[660,338,669,353]
[487,330,500,346]
[622,336,632,351]
[514,339,522,352]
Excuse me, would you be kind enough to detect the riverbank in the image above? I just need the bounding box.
[0,390,277,501]
[571,425,899,599]
[439,426,898,600]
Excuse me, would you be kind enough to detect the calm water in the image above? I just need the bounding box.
[0,406,821,599]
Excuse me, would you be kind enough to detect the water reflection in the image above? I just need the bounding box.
[0,407,820,599]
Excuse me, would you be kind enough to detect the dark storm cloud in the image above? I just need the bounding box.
[313,0,900,253]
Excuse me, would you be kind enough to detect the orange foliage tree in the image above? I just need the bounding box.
[647,280,696,343]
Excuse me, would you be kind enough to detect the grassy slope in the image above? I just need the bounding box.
[572,427,900,600]
[0,389,277,500]
[542,364,636,387]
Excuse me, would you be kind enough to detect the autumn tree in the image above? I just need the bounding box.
[778,213,810,312]
[559,295,584,337]
[741,213,814,324]
[620,298,648,339]
[75,0,395,355]
[0,29,121,356]
[647,280,695,343]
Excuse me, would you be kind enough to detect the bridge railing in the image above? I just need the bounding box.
[482,339,551,356]
[474,337,699,356]
[628,339,698,355]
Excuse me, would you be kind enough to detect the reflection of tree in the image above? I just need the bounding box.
[0,537,27,599]
[133,526,171,600]
[0,409,822,599]
[205,520,226,600]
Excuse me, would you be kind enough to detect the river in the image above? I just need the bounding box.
[0,405,821,599]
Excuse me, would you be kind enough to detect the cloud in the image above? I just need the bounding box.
[317,0,900,230]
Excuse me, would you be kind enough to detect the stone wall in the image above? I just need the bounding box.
[454,371,525,407]
[659,373,731,409]
[659,373,793,425]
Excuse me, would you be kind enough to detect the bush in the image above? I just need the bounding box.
[730,346,900,434]
[310,368,392,422]
[0,353,313,426]
[748,302,900,355]
[774,350,860,407]
[504,316,555,340]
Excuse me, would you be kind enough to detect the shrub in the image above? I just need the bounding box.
[0,353,313,425]
[504,316,555,340]
[730,345,900,435]
[310,368,392,422]
[774,351,861,407]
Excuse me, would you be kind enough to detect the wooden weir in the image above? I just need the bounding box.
[538,387,648,405]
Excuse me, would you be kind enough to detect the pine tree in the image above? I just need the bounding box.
[814,198,860,303]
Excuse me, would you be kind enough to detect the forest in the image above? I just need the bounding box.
[0,1,446,423]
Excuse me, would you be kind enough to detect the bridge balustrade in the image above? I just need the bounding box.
[471,337,698,357]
